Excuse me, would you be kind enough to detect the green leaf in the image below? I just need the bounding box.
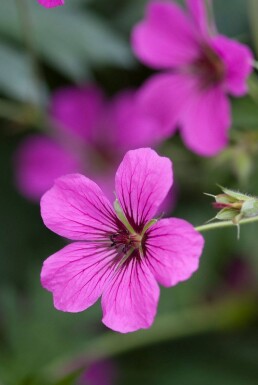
[0,43,39,102]
[232,96,258,129]
[0,1,133,81]
[52,369,83,385]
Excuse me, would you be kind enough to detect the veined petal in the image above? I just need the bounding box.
[14,135,80,201]
[115,148,173,232]
[145,218,204,287]
[211,35,254,96]
[131,1,200,69]
[41,242,116,312]
[179,81,231,156]
[50,85,105,144]
[38,0,64,8]
[41,174,119,241]
[101,258,159,333]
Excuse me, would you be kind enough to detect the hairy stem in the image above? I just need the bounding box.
[195,215,258,233]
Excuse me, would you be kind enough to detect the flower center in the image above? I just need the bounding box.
[110,230,142,254]
[191,44,225,87]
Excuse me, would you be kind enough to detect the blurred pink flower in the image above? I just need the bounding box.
[40,148,204,333]
[132,0,254,156]
[37,0,64,8]
[14,135,81,201]
[78,360,117,385]
[14,85,174,208]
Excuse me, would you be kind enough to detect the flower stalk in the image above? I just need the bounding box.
[195,215,258,233]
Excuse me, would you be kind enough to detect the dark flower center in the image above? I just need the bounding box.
[191,44,225,87]
[110,230,142,255]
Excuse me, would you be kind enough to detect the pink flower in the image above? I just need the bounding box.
[14,135,81,201]
[78,359,117,385]
[40,148,204,333]
[132,0,254,156]
[14,85,172,205]
[37,0,64,8]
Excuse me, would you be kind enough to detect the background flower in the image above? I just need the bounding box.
[132,0,253,156]
[14,85,168,201]
[78,359,117,385]
[37,0,64,8]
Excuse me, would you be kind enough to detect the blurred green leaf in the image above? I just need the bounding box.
[52,369,82,385]
[0,1,133,82]
[119,330,258,385]
[248,0,258,54]
[214,0,250,40]
[0,43,39,102]
[232,96,258,129]
[0,278,101,384]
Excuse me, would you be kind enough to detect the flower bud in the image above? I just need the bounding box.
[206,186,258,237]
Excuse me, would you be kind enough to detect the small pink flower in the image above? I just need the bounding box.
[132,0,254,156]
[37,0,64,8]
[40,148,204,333]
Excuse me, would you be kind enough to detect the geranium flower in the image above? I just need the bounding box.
[37,0,64,8]
[132,0,254,156]
[14,85,170,203]
[40,148,204,333]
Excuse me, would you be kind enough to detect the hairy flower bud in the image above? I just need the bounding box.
[206,186,258,237]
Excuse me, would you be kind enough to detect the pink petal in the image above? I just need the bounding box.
[137,73,231,156]
[186,0,210,37]
[107,90,164,150]
[41,242,116,312]
[14,135,80,201]
[179,82,231,156]
[211,35,254,96]
[38,0,64,8]
[145,218,204,287]
[136,73,188,139]
[131,1,200,69]
[80,360,117,385]
[41,174,119,241]
[101,258,159,333]
[115,148,173,232]
[50,85,105,144]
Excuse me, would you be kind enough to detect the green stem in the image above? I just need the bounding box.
[195,215,258,233]
[44,296,256,381]
[16,0,47,108]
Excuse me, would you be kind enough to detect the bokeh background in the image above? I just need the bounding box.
[1,0,258,384]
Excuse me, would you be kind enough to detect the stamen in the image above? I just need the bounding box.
[115,248,134,271]
[114,199,135,234]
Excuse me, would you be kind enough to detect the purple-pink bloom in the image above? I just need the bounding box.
[14,135,81,201]
[132,0,254,156]
[14,85,172,204]
[40,148,204,333]
[37,0,64,8]
[78,359,117,385]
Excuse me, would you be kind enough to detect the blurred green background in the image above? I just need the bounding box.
[1,0,258,384]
